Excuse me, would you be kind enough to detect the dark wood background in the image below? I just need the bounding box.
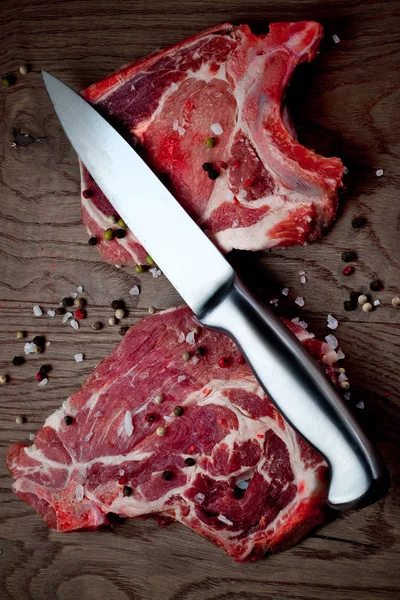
[1,1,399,598]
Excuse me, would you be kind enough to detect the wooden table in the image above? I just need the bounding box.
[1,1,399,598]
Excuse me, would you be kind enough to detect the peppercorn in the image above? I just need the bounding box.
[184,457,196,466]
[237,354,246,365]
[15,415,25,425]
[343,300,356,311]
[16,331,26,340]
[202,162,213,172]
[33,335,45,347]
[218,357,231,368]
[75,308,86,320]
[154,395,163,405]
[12,356,25,366]
[146,413,155,423]
[88,237,98,246]
[148,306,156,314]
[162,470,173,481]
[341,251,357,262]
[104,228,114,240]
[92,321,103,330]
[108,316,117,326]
[370,279,383,292]
[19,64,30,75]
[134,265,146,273]
[358,294,368,306]
[392,297,400,308]
[115,308,125,320]
[173,406,184,417]
[195,347,205,356]
[350,291,360,303]
[73,298,83,309]
[193,327,201,335]
[55,306,66,316]
[123,485,133,497]
[108,215,117,224]
[233,486,245,498]
[34,345,43,354]
[111,300,124,311]
[39,364,51,376]
[206,137,216,148]
[61,297,74,308]
[115,228,126,239]
[182,351,190,362]
[2,75,15,87]
[119,326,129,337]
[219,161,228,169]
[340,381,350,390]
[352,216,367,229]
[0,375,9,385]
[35,372,44,382]
[82,189,92,199]
[362,302,373,313]
[342,266,354,276]
[146,255,155,265]
[64,415,73,426]
[208,169,219,180]
[159,173,170,185]
[156,426,166,436]
[117,218,127,228]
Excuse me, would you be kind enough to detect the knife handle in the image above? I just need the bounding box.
[200,278,389,509]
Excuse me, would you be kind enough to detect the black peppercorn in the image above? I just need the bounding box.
[195,347,205,356]
[55,306,66,316]
[64,415,73,426]
[233,486,245,498]
[33,335,45,347]
[92,322,103,331]
[111,300,124,311]
[115,229,126,239]
[12,356,25,366]
[208,169,219,180]
[88,237,98,246]
[123,485,133,497]
[146,413,155,423]
[350,291,360,303]
[370,279,383,292]
[61,297,74,308]
[352,216,367,229]
[343,300,356,312]
[162,471,173,481]
[202,162,213,172]
[173,406,184,417]
[39,364,51,376]
[184,457,196,467]
[159,173,170,185]
[341,251,357,263]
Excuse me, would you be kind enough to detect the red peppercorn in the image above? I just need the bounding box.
[35,372,44,382]
[218,357,231,368]
[82,189,92,199]
[219,161,228,169]
[343,266,354,276]
[75,308,86,320]
[237,354,245,365]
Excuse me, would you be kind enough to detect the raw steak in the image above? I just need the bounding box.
[80,22,344,266]
[7,307,338,562]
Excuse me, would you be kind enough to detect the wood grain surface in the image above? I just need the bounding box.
[1,1,399,598]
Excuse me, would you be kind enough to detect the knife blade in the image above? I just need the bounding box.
[42,70,389,510]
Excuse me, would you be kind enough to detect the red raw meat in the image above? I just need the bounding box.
[7,307,339,561]
[80,22,344,266]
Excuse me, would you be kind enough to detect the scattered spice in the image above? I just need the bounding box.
[210,123,223,135]
[38,377,48,387]
[149,267,162,278]
[0,375,9,385]
[77,285,84,293]
[202,162,212,172]
[162,470,173,481]
[108,316,117,326]
[237,354,246,365]
[39,365,51,376]
[208,169,219,180]
[15,415,25,425]
[92,321,102,330]
[111,300,124,311]
[218,357,231,368]
[295,296,305,307]
[82,189,92,199]
[325,334,338,350]
[19,64,30,75]
[129,285,140,296]
[115,229,126,239]
[343,300,356,311]
[341,251,357,262]
[206,137,216,148]
[332,34,340,44]
[373,299,381,307]
[146,255,155,265]
[195,347,205,356]
[35,372,44,382]
[154,394,163,405]
[370,279,383,291]
[182,351,190,362]
[104,228,114,240]
[70,319,79,330]
[47,309,56,317]
[184,457,196,466]
[340,381,350,389]
[156,426,166,437]
[33,305,42,317]
[117,218,127,228]
[173,406,184,417]
[391,297,400,308]
[362,302,373,313]
[2,75,16,87]
[108,215,117,224]
[12,356,25,366]
[74,353,84,362]
[64,415,73,425]
[282,288,289,296]
[74,298,85,308]
[233,486,245,498]
[123,485,133,497]
[75,308,86,320]
[115,308,125,320]
[342,266,354,276]
[119,326,129,337]
[88,237,98,246]
[146,413,155,423]
[358,294,368,306]
[16,331,26,340]
[352,216,367,229]
[61,297,74,308]
[55,306,65,316]
[148,306,156,314]
[34,345,43,354]
[376,169,384,177]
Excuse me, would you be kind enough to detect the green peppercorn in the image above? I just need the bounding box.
[115,229,126,239]
[92,321,103,331]
[173,406,184,417]
[88,237,98,246]
[162,470,173,481]
[111,300,124,311]
[182,351,190,362]
[12,356,25,366]
[195,347,205,356]
[117,218,127,228]
[16,331,26,340]
[123,485,133,497]
[206,137,216,148]
[341,251,357,263]
[202,162,213,171]
[208,169,219,180]
[134,265,146,273]
[184,457,196,466]
[64,415,73,425]
[146,255,155,265]
[104,228,114,241]
[2,75,15,87]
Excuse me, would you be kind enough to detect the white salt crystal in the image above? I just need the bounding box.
[336,349,346,360]
[327,314,339,330]
[178,331,185,343]
[47,309,56,317]
[210,123,223,135]
[178,375,187,383]
[238,190,248,200]
[291,317,300,324]
[124,410,134,437]
[85,431,93,442]
[94,411,103,418]
[75,484,84,502]
[376,169,384,177]
[299,271,306,275]
[62,311,73,323]
[299,321,308,329]
[24,342,36,355]
[343,392,351,401]
[74,353,84,362]
[172,119,179,131]
[295,296,305,307]
[46,341,51,346]
[28,432,35,441]
[236,480,249,490]
[343,166,349,175]
[177,126,186,136]
[70,319,79,330]
[194,492,205,504]
[269,299,279,305]
[119,469,125,476]
[149,267,162,278]
[282,288,289,296]
[300,275,307,284]
[191,355,199,365]
[356,401,365,410]
[231,219,239,228]
[77,285,84,293]
[373,299,381,306]
[332,34,340,44]
[170,82,178,92]
[186,331,195,344]
[129,285,140,297]
[38,377,48,387]
[338,373,348,383]
[71,292,78,299]
[226,190,234,201]
[164,415,174,423]
[33,305,42,317]
[217,514,233,526]
[325,334,338,350]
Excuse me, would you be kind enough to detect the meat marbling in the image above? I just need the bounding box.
[7,307,338,561]
[80,21,344,266]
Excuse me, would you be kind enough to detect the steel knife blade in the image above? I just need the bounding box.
[42,70,389,510]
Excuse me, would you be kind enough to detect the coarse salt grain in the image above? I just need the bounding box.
[62,311,73,323]
[77,285,84,293]
[74,353,84,362]
[177,375,187,383]
[282,288,289,296]
[299,321,308,329]
[291,317,300,324]
[269,299,279,306]
[300,275,307,284]
[186,331,195,345]
[338,373,348,383]
[33,305,42,317]
[373,299,381,306]
[217,514,233,526]
[124,410,134,437]
[238,189,248,200]
[226,190,234,202]
[376,169,384,177]
[129,285,140,296]
[210,123,223,135]
[149,267,162,278]
[336,349,346,360]
[119,469,125,476]
[38,377,48,387]
[46,341,51,346]
[164,415,174,423]
[172,119,179,131]
[327,314,339,330]
[24,342,36,355]
[343,392,351,401]
[85,431,93,442]
[332,34,340,44]
[47,309,56,317]
[75,484,84,502]
[70,319,79,330]
[191,355,199,365]
[194,492,205,504]
[236,480,250,490]
[231,219,239,228]
[356,401,365,410]
[325,334,338,350]
[343,166,349,174]
[170,82,178,92]
[177,126,186,136]
[94,411,103,418]
[71,292,78,299]
[28,432,35,441]
[178,331,185,343]
[295,296,305,307]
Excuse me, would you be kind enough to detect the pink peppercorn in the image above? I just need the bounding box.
[218,357,231,368]
[343,266,354,276]
[75,308,86,320]
[35,372,44,382]
[82,189,92,199]
[237,354,246,365]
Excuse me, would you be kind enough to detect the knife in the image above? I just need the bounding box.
[42,70,389,510]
